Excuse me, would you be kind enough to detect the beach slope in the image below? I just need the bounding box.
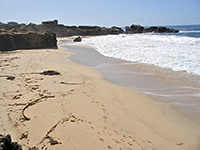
[0,45,200,150]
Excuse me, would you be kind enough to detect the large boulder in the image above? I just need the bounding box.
[0,31,57,51]
[73,36,82,42]
[125,25,144,33]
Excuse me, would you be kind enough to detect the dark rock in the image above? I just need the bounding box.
[126,24,179,34]
[0,31,57,51]
[143,26,158,33]
[0,22,21,31]
[109,26,124,34]
[12,31,57,49]
[0,20,125,37]
[155,26,179,33]
[47,136,60,146]
[0,134,22,150]
[0,34,17,51]
[0,20,178,37]
[6,76,15,81]
[7,22,18,26]
[40,70,60,76]
[144,26,179,33]
[125,25,144,33]
[22,23,39,32]
[42,20,58,26]
[78,26,97,30]
[73,36,82,42]
[4,135,11,145]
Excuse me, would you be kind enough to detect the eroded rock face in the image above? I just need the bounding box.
[0,31,57,51]
[0,134,22,150]
[0,34,17,51]
[12,31,57,49]
[0,20,125,37]
[0,20,179,38]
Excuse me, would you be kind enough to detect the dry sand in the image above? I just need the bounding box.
[0,43,200,150]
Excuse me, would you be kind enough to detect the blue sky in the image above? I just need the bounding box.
[0,0,200,27]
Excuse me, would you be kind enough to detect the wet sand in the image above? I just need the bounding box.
[0,39,200,150]
[60,37,200,123]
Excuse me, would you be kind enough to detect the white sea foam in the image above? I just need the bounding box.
[71,33,200,75]
[179,30,200,33]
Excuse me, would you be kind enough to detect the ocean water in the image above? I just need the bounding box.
[72,25,200,76]
[63,25,200,121]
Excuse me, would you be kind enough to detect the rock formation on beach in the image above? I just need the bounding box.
[0,20,179,38]
[0,20,124,37]
[0,31,57,51]
[0,134,22,150]
[0,20,179,51]
[73,36,82,42]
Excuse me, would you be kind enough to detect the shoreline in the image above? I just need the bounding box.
[0,41,200,149]
[60,37,200,123]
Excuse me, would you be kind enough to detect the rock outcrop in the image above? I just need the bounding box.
[0,20,179,38]
[125,25,144,33]
[0,20,124,37]
[73,36,82,42]
[125,24,179,34]
[0,134,22,150]
[0,31,57,51]
[0,34,17,50]
[144,26,179,33]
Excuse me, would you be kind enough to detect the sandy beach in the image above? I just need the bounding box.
[0,39,200,150]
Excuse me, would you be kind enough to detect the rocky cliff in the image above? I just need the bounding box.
[0,31,57,51]
[0,20,179,37]
[0,20,124,37]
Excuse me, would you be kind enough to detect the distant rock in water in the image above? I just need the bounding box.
[144,26,179,33]
[125,25,144,33]
[0,31,57,51]
[73,36,82,42]
[126,24,179,34]
[0,134,22,150]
